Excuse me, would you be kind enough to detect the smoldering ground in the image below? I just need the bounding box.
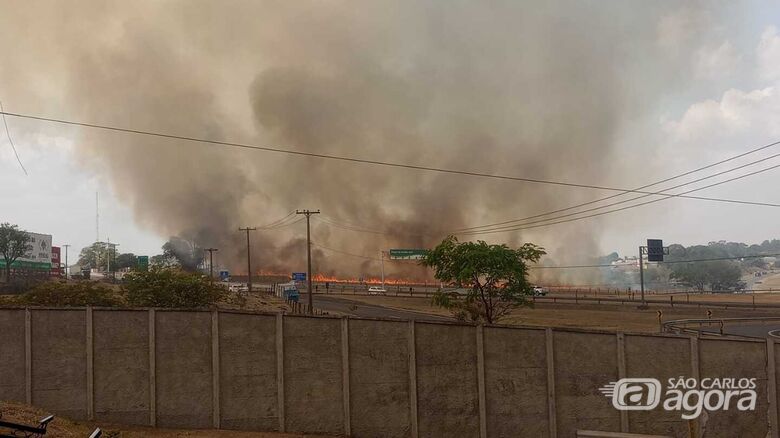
[0,1,731,280]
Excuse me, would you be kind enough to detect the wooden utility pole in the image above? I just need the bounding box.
[296,209,320,314]
[204,248,218,280]
[238,227,256,292]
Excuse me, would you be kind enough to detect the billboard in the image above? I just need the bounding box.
[0,231,53,270]
[388,249,428,260]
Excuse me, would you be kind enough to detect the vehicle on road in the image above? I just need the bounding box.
[532,286,547,296]
[368,286,387,295]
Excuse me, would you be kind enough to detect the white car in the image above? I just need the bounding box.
[532,286,546,296]
[367,286,387,295]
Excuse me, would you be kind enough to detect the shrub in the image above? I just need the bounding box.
[16,281,123,307]
[123,267,225,308]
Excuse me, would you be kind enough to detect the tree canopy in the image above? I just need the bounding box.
[421,235,545,324]
[0,223,32,282]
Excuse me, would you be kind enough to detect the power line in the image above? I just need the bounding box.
[312,242,381,261]
[455,139,780,232]
[459,161,780,235]
[1,109,777,207]
[257,211,296,229]
[457,147,780,233]
[0,102,27,175]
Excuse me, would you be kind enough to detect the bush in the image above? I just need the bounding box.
[123,267,225,308]
[16,281,123,307]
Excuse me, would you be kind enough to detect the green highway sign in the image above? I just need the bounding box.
[388,249,427,260]
[137,255,149,271]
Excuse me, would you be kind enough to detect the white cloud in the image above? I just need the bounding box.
[694,41,741,81]
[757,26,780,82]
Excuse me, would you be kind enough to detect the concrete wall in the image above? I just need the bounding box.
[0,308,776,438]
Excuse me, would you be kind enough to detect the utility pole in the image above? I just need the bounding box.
[639,245,645,307]
[379,250,385,289]
[63,244,70,280]
[296,209,320,314]
[238,227,256,292]
[204,248,218,280]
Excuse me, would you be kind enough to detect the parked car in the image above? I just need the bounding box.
[368,286,387,295]
[532,286,547,296]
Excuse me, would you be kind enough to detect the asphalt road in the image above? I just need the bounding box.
[300,293,452,322]
[700,323,780,338]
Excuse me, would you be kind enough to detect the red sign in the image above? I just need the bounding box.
[50,246,62,277]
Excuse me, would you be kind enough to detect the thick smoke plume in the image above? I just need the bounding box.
[0,1,725,281]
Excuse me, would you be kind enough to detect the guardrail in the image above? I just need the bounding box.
[661,316,780,337]
[530,294,780,310]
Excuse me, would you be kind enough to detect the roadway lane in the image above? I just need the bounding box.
[700,323,780,338]
[300,293,452,322]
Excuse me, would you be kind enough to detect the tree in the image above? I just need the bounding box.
[670,261,743,292]
[421,236,545,324]
[114,253,137,270]
[0,223,32,283]
[78,242,110,269]
[123,267,225,308]
[162,237,203,272]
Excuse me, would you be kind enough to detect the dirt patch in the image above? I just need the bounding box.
[0,402,340,437]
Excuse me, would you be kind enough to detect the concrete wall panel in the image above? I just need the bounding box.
[699,339,767,437]
[0,310,26,402]
[93,310,149,425]
[415,322,479,438]
[155,311,212,428]
[625,334,690,437]
[218,313,278,431]
[31,309,86,420]
[348,319,410,438]
[554,331,619,436]
[283,316,343,435]
[483,327,548,438]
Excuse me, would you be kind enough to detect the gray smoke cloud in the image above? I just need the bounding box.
[0,1,729,281]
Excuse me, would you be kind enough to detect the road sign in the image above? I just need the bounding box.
[292,272,306,281]
[388,249,427,260]
[646,239,665,262]
[137,256,149,271]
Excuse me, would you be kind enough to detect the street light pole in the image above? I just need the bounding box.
[296,209,320,314]
[238,227,256,292]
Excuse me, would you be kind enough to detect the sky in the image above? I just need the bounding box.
[2,1,780,273]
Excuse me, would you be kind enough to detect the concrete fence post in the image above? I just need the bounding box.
[616,332,628,432]
[409,320,419,438]
[768,339,779,438]
[211,310,220,429]
[86,307,94,420]
[476,325,487,438]
[25,308,31,405]
[148,309,156,427]
[341,317,351,436]
[545,328,557,438]
[276,313,285,432]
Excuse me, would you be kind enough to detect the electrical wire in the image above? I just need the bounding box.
[456,148,780,233]
[455,139,780,232]
[458,161,780,235]
[1,109,777,207]
[0,102,27,175]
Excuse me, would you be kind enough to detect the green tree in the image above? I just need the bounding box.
[421,236,545,324]
[16,281,122,307]
[670,261,743,292]
[114,253,137,270]
[0,223,32,283]
[123,267,225,308]
[78,242,110,269]
[162,237,203,272]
